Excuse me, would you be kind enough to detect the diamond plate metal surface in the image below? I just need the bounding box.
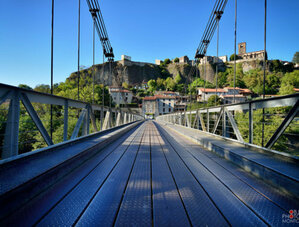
[74,125,146,226]
[36,124,145,226]
[155,122,266,226]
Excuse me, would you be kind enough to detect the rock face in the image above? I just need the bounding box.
[166,64,193,82]
[84,61,196,86]
[92,62,162,86]
[233,59,264,73]
[198,63,226,84]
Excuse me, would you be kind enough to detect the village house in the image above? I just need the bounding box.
[108,86,133,105]
[197,87,252,104]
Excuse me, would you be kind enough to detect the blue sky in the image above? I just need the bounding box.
[0,0,298,88]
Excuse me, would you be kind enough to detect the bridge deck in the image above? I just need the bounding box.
[1,121,298,226]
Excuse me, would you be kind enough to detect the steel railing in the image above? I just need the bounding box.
[0,83,143,159]
[156,93,299,155]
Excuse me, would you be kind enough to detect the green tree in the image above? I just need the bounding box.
[34,84,51,94]
[122,82,129,89]
[18,84,33,90]
[207,95,222,106]
[279,70,299,95]
[292,52,299,64]
[174,57,179,63]
[174,74,182,84]
[156,78,165,90]
[163,58,171,65]
[164,77,176,91]
[147,79,157,93]
[226,63,245,88]
[229,54,241,61]
[217,71,228,87]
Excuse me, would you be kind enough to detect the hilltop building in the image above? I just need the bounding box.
[108,86,133,105]
[237,42,266,60]
[142,92,188,117]
[197,87,252,104]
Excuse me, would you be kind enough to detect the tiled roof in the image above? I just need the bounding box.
[154,95,176,99]
[221,95,245,98]
[239,88,252,93]
[198,88,226,93]
[224,87,240,90]
[144,96,156,101]
[110,90,131,93]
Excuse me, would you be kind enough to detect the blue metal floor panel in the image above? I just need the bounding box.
[1,126,142,226]
[74,126,146,226]
[1,121,298,226]
[151,128,191,227]
[114,126,152,226]
[155,122,267,226]
[153,125,229,226]
[36,124,145,226]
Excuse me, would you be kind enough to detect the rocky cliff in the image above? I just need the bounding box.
[69,59,273,87]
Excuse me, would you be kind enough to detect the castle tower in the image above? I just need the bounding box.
[238,42,246,55]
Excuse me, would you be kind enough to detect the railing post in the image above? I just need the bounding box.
[116,111,121,126]
[63,100,68,141]
[100,106,104,131]
[207,109,210,132]
[3,90,20,158]
[249,102,253,144]
[124,112,127,124]
[222,108,227,137]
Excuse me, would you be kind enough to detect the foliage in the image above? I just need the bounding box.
[226,63,246,88]
[18,84,33,90]
[174,57,179,63]
[147,79,157,94]
[229,54,241,61]
[292,52,299,64]
[234,107,298,155]
[174,74,182,84]
[207,95,222,107]
[279,70,299,95]
[122,82,130,89]
[164,77,176,91]
[163,58,171,65]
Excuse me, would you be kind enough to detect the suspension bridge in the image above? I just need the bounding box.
[0,0,298,226]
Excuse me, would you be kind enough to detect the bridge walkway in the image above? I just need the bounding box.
[1,121,298,226]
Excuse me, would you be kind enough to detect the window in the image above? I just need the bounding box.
[163,103,165,106]
[169,108,171,112]
[163,108,165,112]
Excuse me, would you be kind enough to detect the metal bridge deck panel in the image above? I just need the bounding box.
[151,127,190,227]
[155,123,267,226]
[166,124,299,181]
[158,124,286,226]
[154,125,229,226]
[1,121,298,226]
[1,126,139,226]
[74,126,145,226]
[36,124,145,226]
[114,125,152,226]
[0,127,127,196]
